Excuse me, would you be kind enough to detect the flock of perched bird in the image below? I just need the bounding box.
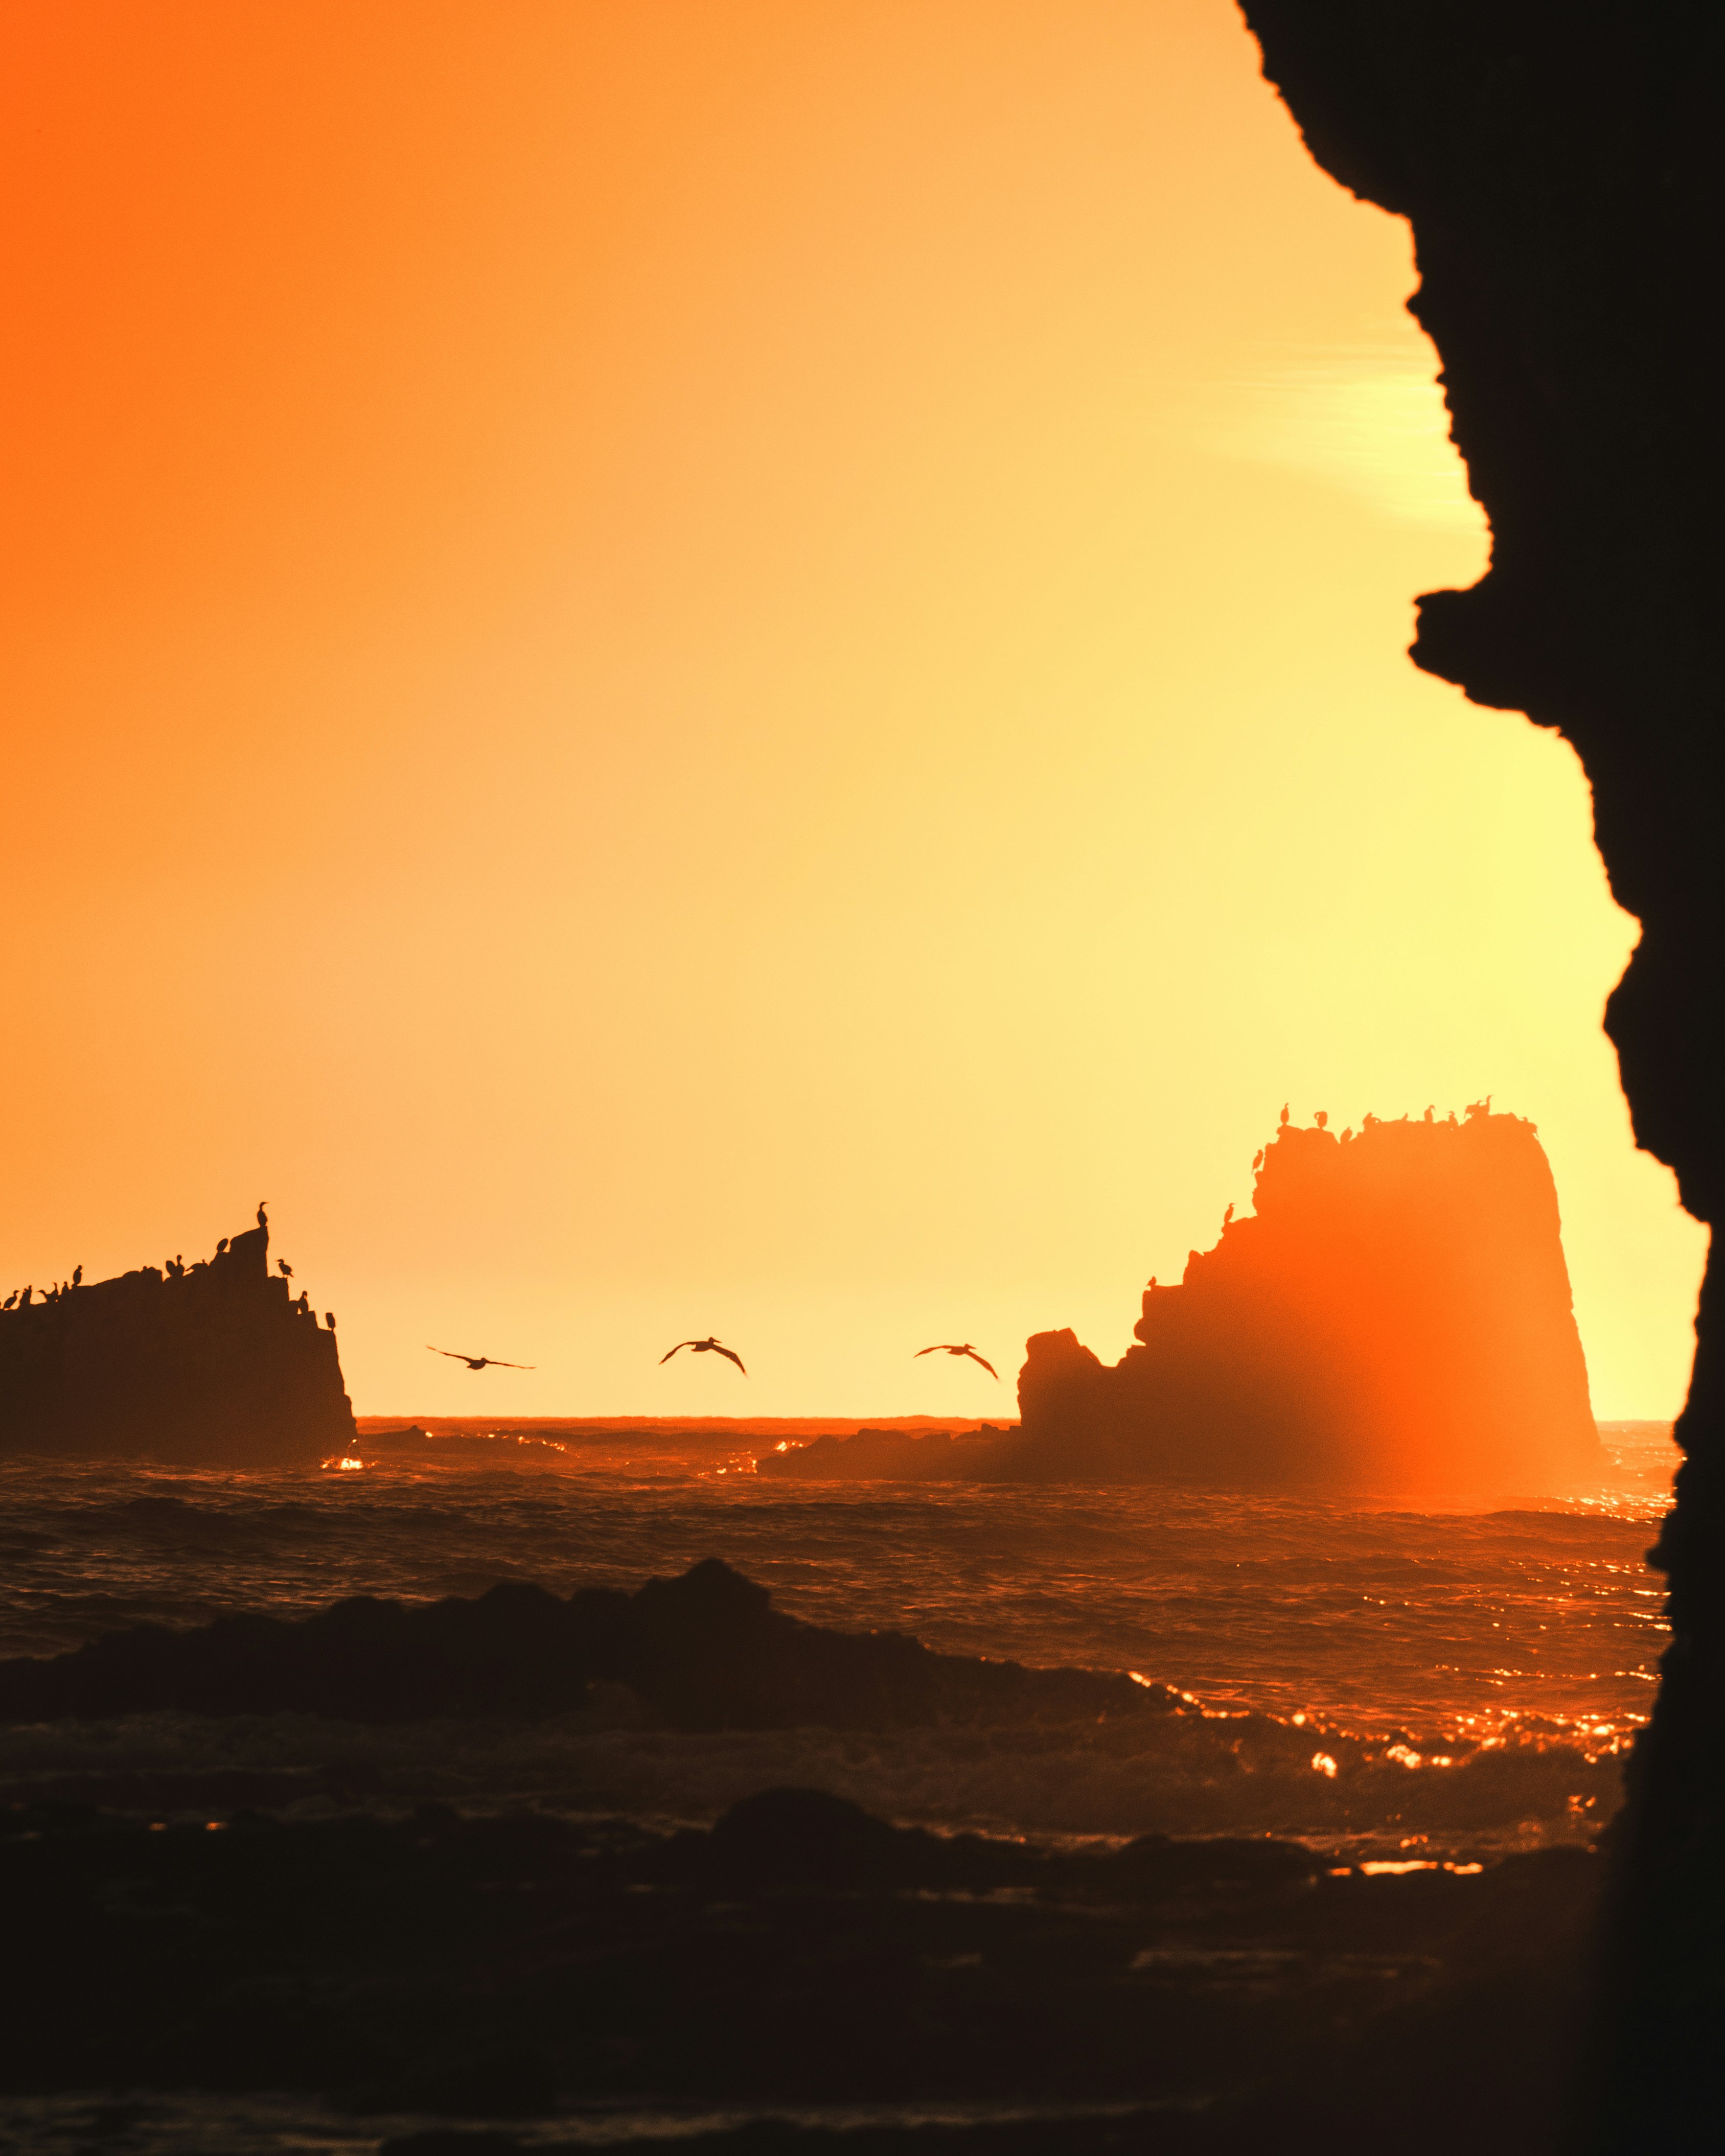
[425,1338,1000,1379]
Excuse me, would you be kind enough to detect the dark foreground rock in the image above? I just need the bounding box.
[0,1220,354,1466]
[0,1787,1597,2154]
[1234,8,1724,2142]
[0,1557,1180,1731]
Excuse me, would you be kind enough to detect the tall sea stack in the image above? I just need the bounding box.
[0,1224,356,1466]
[1018,1105,1598,1491]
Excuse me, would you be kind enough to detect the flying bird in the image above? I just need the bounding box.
[427,1346,535,1371]
[915,1342,999,1379]
[660,1336,746,1374]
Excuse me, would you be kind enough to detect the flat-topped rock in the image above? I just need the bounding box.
[1015,1105,1599,1491]
[0,1222,355,1465]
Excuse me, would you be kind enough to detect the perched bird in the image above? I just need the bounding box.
[660,1336,746,1374]
[914,1342,999,1379]
[325,1312,337,1330]
[278,1260,293,1279]
[427,1346,535,1371]
[257,1201,269,1228]
[71,1266,82,1287]
[217,1238,229,1256]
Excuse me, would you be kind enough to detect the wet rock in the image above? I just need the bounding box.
[0,1795,1597,2152]
[707,1787,918,1888]
[0,1558,1179,1732]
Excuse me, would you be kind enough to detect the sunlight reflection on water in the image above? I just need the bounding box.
[0,1424,1673,1746]
[0,1423,1673,1854]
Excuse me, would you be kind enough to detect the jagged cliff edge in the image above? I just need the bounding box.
[1233,10,1720,2140]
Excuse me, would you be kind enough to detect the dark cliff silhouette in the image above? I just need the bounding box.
[1237,8,1719,2140]
[0,1223,355,1465]
[1017,1105,1598,1491]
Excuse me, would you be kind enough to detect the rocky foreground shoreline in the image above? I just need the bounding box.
[0,1556,1612,2151]
[1,1783,1596,2155]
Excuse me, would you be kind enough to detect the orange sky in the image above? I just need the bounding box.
[1,0,1706,1419]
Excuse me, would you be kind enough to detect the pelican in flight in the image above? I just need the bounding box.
[427,1346,536,1371]
[915,1342,999,1379]
[661,1336,747,1374]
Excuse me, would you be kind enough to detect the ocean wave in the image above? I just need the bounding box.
[0,1439,1669,1850]
[0,1705,1618,1856]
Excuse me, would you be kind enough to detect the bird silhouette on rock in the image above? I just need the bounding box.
[915,1342,999,1379]
[661,1337,747,1374]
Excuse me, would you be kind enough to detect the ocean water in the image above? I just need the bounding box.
[0,1421,1676,1859]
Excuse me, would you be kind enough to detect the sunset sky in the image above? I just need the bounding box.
[2,0,1706,1419]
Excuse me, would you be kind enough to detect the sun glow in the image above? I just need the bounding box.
[0,0,1703,1418]
[1193,345,1489,534]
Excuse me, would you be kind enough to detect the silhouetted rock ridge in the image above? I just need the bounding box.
[0,1556,1177,1731]
[0,1223,355,1465]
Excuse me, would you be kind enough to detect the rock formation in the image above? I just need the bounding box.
[0,1223,355,1465]
[1,1787,1592,2144]
[1236,8,1720,2139]
[1017,1105,1598,1492]
[762,1106,1596,1492]
[0,1556,1176,1731]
